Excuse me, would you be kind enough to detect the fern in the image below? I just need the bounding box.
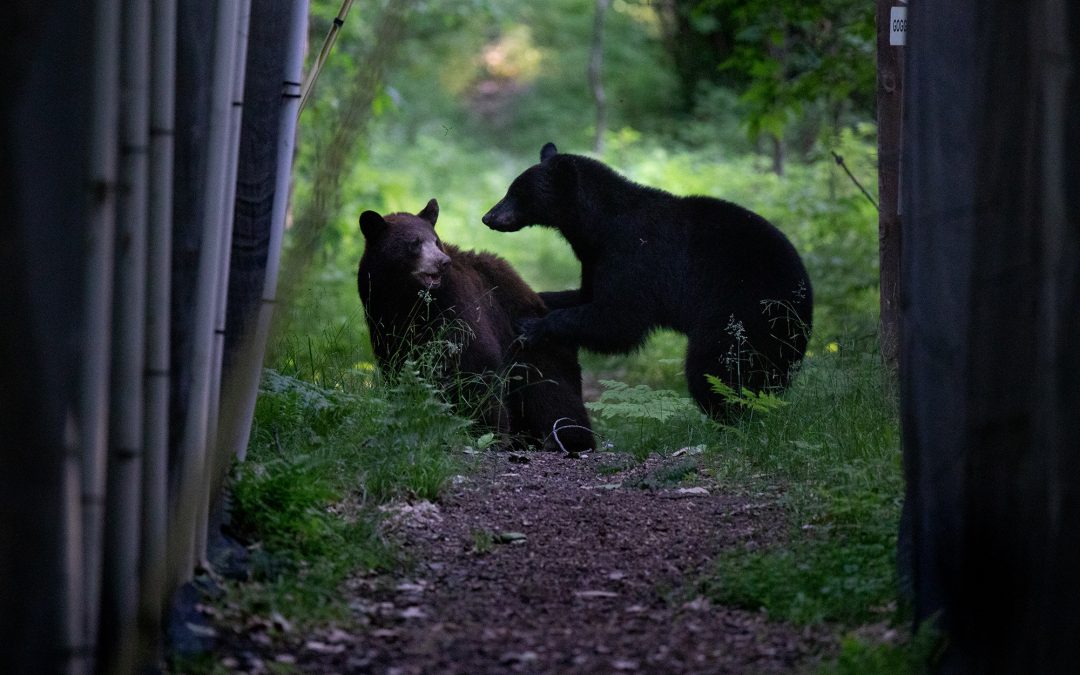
[706,375,789,415]
[585,379,692,423]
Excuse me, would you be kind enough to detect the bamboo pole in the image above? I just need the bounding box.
[299,0,355,113]
[230,0,309,465]
[101,2,151,670]
[171,0,241,584]
[79,0,122,669]
[198,0,252,565]
[138,0,176,666]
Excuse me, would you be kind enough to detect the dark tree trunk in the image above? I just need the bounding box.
[169,0,215,496]
[0,2,94,672]
[901,1,1080,670]
[225,0,292,373]
[876,0,904,370]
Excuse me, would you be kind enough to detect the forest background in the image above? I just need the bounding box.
[227,0,905,668]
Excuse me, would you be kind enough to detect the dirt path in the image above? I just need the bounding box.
[216,452,838,673]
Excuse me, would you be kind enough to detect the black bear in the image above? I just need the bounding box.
[482,143,813,420]
[357,198,594,452]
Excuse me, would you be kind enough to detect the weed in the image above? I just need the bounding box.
[624,457,701,491]
[585,380,705,459]
[706,376,791,415]
[695,341,902,630]
[701,485,898,626]
[471,529,495,555]
[226,327,479,625]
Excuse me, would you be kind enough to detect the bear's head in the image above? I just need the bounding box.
[482,142,565,232]
[359,198,451,290]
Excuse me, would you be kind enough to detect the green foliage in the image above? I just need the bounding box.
[470,529,495,554]
[823,637,914,675]
[231,454,340,558]
[587,380,692,423]
[819,619,942,674]
[228,349,478,622]
[688,341,902,633]
[720,0,875,146]
[585,380,706,459]
[702,485,898,625]
[706,376,790,415]
[624,457,701,491]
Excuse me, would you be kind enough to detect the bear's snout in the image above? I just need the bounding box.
[482,201,522,232]
[413,242,451,289]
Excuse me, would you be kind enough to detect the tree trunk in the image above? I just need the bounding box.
[99,2,151,671]
[589,0,610,154]
[901,0,1080,670]
[876,0,904,370]
[0,3,95,673]
[170,0,242,584]
[219,0,307,471]
[139,0,177,664]
[168,0,215,586]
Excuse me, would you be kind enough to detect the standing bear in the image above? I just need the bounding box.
[482,143,813,420]
[358,198,594,452]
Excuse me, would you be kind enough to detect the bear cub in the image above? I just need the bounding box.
[482,143,813,420]
[357,198,594,452]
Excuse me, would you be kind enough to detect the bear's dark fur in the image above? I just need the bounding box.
[482,143,813,420]
[357,198,594,452]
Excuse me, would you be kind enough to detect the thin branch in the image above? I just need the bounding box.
[831,151,879,211]
[299,0,357,114]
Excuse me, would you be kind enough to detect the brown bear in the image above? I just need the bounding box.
[357,198,594,453]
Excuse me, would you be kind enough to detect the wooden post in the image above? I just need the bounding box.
[902,0,1080,669]
[876,0,905,368]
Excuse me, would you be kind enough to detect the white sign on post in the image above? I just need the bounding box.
[890,6,907,46]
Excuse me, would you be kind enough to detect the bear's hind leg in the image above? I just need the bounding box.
[685,337,741,423]
[507,350,594,453]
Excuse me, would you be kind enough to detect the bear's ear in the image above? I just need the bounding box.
[359,210,387,239]
[417,198,439,227]
[540,142,558,162]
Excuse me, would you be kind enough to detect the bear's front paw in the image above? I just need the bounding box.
[514,317,547,345]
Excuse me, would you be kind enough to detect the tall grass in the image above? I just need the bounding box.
[585,335,902,631]
[226,315,479,622]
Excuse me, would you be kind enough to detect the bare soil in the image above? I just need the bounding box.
[212,452,839,673]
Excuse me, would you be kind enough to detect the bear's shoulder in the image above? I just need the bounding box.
[448,246,546,317]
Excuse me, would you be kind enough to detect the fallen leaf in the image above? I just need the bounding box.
[184,622,217,638]
[305,640,345,655]
[495,531,527,543]
[674,487,710,496]
[672,444,706,457]
[271,610,293,633]
[574,590,619,599]
[324,627,355,644]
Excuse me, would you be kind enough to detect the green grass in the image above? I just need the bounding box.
[224,339,480,623]
[586,336,903,633]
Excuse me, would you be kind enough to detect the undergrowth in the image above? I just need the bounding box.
[226,343,478,624]
[588,336,905,663]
